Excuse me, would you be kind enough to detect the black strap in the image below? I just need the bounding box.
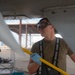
[36,38,60,75]
[36,40,48,75]
[52,38,60,66]
[39,40,44,58]
[35,40,43,75]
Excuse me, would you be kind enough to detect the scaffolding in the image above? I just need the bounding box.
[0,49,15,75]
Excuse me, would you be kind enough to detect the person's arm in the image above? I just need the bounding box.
[63,39,75,62]
[27,58,40,74]
[27,53,41,74]
[70,53,75,62]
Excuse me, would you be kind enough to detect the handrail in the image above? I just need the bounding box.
[22,47,70,75]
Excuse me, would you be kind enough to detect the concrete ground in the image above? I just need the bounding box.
[0,49,75,75]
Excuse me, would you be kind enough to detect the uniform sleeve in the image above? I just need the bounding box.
[63,40,74,56]
[67,45,73,56]
[31,42,40,54]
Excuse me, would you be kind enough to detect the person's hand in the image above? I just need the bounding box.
[30,53,41,65]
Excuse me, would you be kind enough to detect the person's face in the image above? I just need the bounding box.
[37,20,53,37]
[37,20,50,29]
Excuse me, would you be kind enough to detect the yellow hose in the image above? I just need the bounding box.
[22,47,70,75]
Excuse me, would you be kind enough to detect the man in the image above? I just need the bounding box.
[27,18,75,75]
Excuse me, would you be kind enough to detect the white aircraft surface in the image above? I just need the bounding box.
[0,0,75,75]
[0,0,75,52]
